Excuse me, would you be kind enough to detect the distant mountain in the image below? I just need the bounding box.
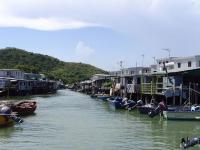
[0,47,107,83]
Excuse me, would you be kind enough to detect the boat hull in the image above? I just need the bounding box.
[0,115,14,126]
[97,96,111,101]
[12,101,37,116]
[108,100,125,109]
[138,106,155,114]
[163,111,200,121]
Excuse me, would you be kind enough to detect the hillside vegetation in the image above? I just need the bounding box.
[0,47,107,83]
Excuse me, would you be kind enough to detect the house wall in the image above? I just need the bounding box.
[0,79,9,89]
[156,55,200,73]
[0,70,24,79]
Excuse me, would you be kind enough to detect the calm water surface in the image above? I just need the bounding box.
[0,90,200,150]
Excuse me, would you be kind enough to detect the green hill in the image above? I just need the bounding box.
[0,47,107,83]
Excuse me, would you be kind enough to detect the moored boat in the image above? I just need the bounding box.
[138,104,156,114]
[108,97,125,109]
[0,114,14,126]
[163,105,200,121]
[0,105,23,126]
[97,95,112,101]
[12,101,37,116]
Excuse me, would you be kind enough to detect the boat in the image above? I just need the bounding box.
[180,136,200,149]
[91,93,112,101]
[108,97,126,109]
[127,100,143,111]
[97,95,112,101]
[12,101,37,116]
[138,104,156,114]
[148,101,167,118]
[0,105,23,126]
[163,105,200,121]
[0,114,14,126]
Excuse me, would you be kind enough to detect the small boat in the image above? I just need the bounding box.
[163,105,200,121]
[127,100,143,111]
[108,97,122,109]
[91,93,112,101]
[0,105,23,126]
[148,101,167,118]
[137,99,158,115]
[138,104,156,114]
[180,137,200,149]
[108,97,132,109]
[12,101,37,116]
[97,95,112,101]
[0,114,14,126]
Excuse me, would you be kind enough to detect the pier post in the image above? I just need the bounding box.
[173,83,175,105]
[180,84,182,105]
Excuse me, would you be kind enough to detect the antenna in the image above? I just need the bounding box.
[141,54,144,67]
[119,60,123,70]
[162,48,171,58]
[152,56,156,64]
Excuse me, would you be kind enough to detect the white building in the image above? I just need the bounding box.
[111,67,151,77]
[0,69,25,79]
[153,55,200,73]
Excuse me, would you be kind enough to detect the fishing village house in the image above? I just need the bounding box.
[0,69,58,96]
[108,55,200,106]
[0,69,24,96]
[90,74,114,95]
[110,67,151,98]
[0,69,24,79]
[152,55,200,105]
[154,55,200,73]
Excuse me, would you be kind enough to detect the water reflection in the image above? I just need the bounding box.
[0,126,23,140]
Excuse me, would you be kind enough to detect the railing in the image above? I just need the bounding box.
[141,83,156,94]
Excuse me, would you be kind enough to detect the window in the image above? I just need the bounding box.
[131,71,134,75]
[188,61,192,67]
[178,63,181,68]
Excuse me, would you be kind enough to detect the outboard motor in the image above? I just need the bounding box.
[180,137,200,149]
[137,100,143,106]
[0,106,11,114]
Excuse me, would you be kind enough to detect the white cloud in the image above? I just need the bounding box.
[0,16,101,31]
[1,0,200,32]
[1,0,200,58]
[75,41,94,61]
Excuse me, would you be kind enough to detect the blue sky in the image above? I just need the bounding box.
[0,0,200,71]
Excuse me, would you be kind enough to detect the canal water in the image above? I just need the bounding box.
[0,89,200,150]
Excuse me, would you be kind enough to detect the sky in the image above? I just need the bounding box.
[0,0,200,71]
